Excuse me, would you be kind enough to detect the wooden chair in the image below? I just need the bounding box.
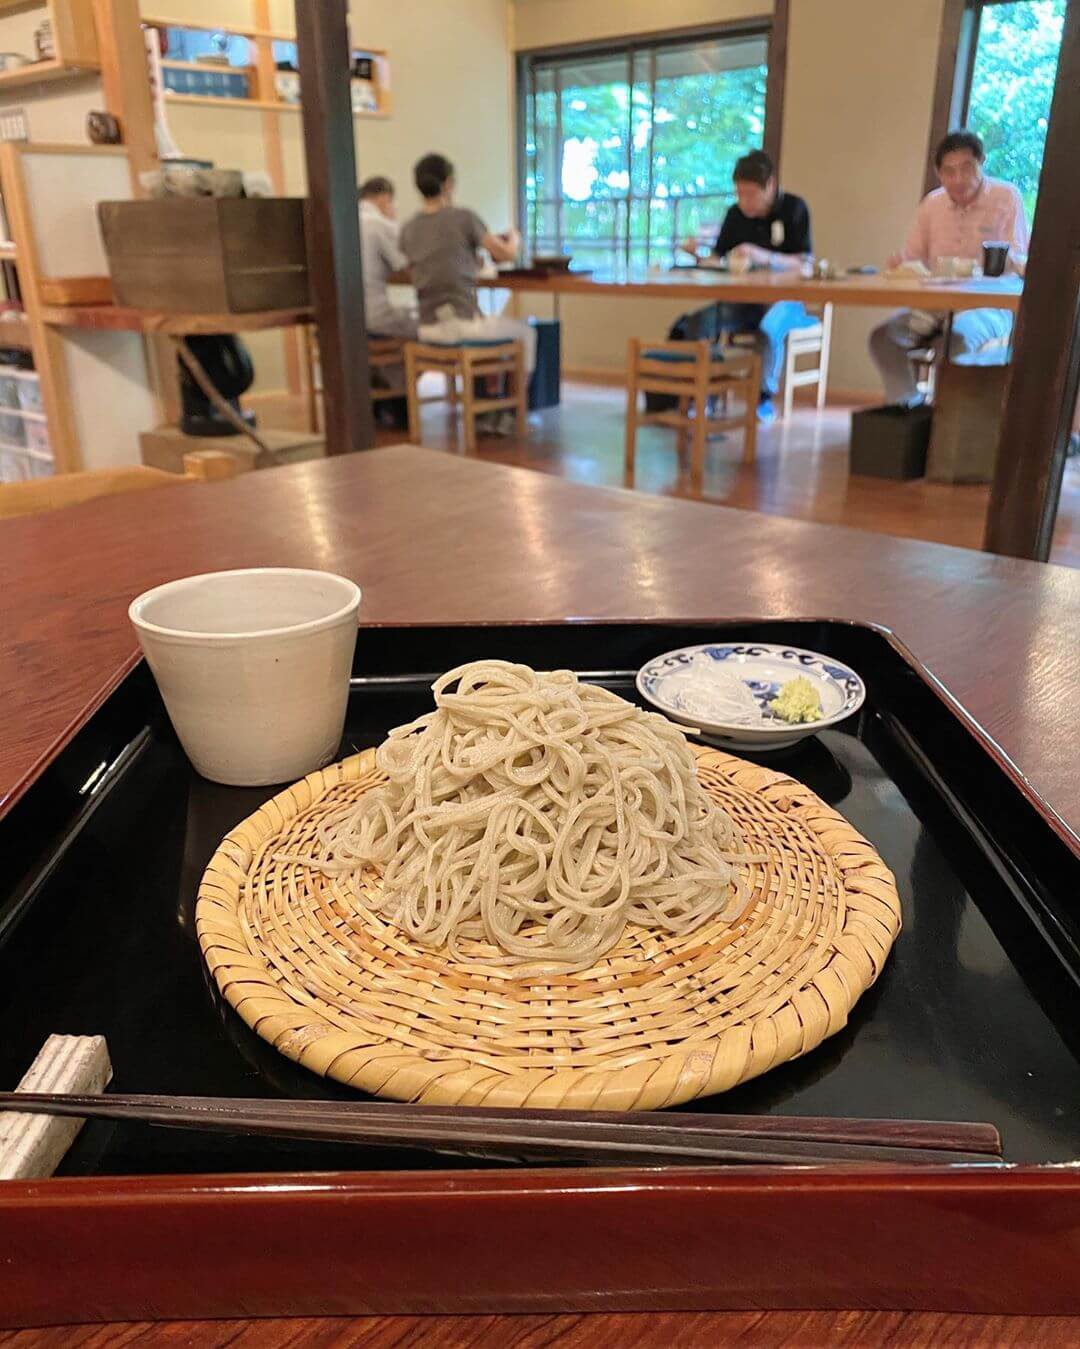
[625,339,761,493]
[0,452,238,522]
[909,347,938,401]
[781,303,834,418]
[303,332,423,433]
[404,339,526,453]
[368,336,408,406]
[725,303,833,419]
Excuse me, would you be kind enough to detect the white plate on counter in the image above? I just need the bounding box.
[637,642,866,751]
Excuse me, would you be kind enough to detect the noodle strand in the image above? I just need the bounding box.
[292,660,751,969]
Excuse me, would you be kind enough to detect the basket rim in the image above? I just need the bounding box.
[196,747,902,1110]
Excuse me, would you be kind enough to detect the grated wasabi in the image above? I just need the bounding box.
[769,675,823,724]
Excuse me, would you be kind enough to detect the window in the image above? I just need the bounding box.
[956,1,1066,219]
[519,29,769,273]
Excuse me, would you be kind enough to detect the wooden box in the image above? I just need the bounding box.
[849,403,932,479]
[97,198,309,313]
[140,424,325,473]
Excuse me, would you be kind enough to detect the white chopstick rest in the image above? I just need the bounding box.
[0,1034,112,1180]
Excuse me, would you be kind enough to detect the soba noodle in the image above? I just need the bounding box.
[297,660,751,969]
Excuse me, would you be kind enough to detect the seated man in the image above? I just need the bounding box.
[869,129,1029,405]
[682,150,813,423]
[357,175,418,340]
[400,153,536,372]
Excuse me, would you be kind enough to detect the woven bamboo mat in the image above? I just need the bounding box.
[196,747,901,1110]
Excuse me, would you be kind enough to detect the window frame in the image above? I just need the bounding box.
[514,14,784,272]
[925,0,1062,195]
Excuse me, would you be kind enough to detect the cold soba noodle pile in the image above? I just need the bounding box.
[300,660,752,969]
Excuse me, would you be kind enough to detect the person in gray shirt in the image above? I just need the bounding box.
[400,153,536,371]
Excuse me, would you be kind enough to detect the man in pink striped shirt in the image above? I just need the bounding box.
[869,130,1029,404]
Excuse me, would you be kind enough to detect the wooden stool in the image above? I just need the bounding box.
[909,347,938,401]
[625,338,761,492]
[404,340,526,453]
[303,332,422,432]
[369,336,407,406]
[925,357,1009,484]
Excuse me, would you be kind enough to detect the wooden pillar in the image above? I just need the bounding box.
[924,0,971,196]
[93,0,181,426]
[254,0,303,403]
[295,0,374,455]
[983,2,1080,561]
[763,0,789,170]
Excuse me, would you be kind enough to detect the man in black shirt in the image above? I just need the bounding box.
[681,151,814,422]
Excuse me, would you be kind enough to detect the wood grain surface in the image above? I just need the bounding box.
[409,384,1080,566]
[3,445,1078,845]
[295,0,374,455]
[983,0,1080,561]
[4,445,1080,1340]
[3,1311,1079,1347]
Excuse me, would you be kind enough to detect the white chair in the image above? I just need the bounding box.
[781,302,834,418]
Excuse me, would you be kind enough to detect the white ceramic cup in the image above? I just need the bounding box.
[129,568,361,787]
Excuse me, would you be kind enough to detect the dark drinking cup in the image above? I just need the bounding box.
[983,241,1009,278]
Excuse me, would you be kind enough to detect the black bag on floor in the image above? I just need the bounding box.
[375,394,409,432]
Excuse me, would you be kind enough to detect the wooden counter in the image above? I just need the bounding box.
[2,446,1077,850]
[40,303,313,334]
[478,267,1023,312]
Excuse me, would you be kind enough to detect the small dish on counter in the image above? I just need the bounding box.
[637,641,866,751]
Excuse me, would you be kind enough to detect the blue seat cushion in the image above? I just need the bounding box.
[425,338,515,349]
[643,347,726,363]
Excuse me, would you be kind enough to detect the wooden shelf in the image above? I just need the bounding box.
[165,92,284,111]
[142,13,295,41]
[160,59,253,73]
[0,57,98,90]
[0,403,46,422]
[41,303,313,334]
[0,439,52,462]
[0,315,32,348]
[164,91,386,117]
[141,14,387,54]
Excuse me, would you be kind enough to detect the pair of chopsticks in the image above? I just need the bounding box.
[0,1093,1002,1167]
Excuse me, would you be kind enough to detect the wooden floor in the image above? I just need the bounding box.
[384,381,1080,567]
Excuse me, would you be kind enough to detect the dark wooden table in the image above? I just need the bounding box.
[3,445,1078,844]
[4,446,1080,1343]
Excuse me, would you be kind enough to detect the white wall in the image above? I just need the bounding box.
[513,0,774,50]
[780,0,943,391]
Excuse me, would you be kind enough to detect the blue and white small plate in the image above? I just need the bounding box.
[637,642,866,751]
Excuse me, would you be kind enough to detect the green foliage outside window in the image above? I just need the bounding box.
[524,38,767,270]
[966,0,1065,221]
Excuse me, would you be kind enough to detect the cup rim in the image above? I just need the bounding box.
[129,567,362,642]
